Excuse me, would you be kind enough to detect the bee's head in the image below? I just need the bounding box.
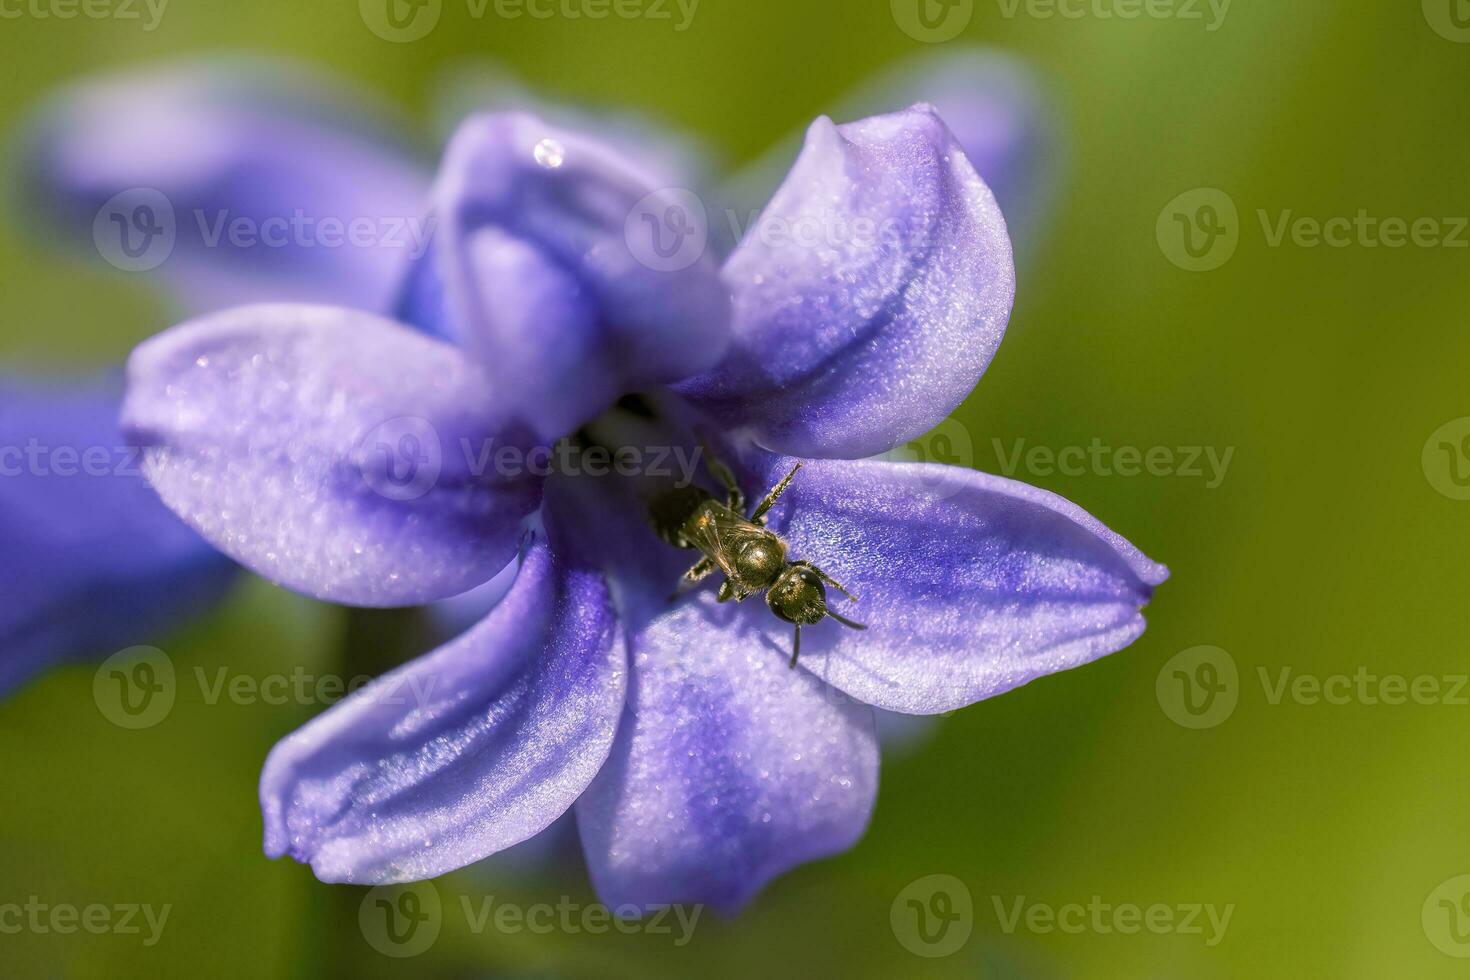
[767,560,867,669]
[734,533,787,589]
[766,563,829,626]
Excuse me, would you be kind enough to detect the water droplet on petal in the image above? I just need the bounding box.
[533,138,565,169]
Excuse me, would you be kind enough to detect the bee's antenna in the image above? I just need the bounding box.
[827,609,868,632]
[788,625,802,669]
[751,463,802,524]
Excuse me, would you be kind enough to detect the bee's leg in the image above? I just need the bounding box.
[788,625,802,669]
[696,429,744,512]
[715,463,744,513]
[717,579,750,603]
[668,557,716,601]
[750,463,803,525]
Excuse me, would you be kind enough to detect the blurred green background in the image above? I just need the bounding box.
[3,0,1469,977]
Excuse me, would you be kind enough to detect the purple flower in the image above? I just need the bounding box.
[4,51,1060,705]
[119,99,1166,915]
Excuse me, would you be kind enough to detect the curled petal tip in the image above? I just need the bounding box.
[684,105,1014,460]
[734,451,1167,715]
[397,112,731,440]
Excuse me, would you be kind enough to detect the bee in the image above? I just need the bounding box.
[650,451,867,667]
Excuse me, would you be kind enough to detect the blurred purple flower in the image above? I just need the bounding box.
[0,376,236,695]
[2,60,431,693]
[119,100,1166,915]
[12,57,433,315]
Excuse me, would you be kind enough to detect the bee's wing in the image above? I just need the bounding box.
[682,507,770,580]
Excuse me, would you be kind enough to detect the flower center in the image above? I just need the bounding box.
[554,393,866,667]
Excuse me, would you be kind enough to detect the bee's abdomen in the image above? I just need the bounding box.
[649,485,714,548]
